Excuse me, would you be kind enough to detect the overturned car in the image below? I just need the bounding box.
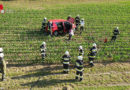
[42,18,76,36]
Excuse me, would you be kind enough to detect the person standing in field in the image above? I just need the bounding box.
[68,28,74,40]
[75,14,81,30]
[80,18,85,34]
[79,46,84,56]
[62,51,71,74]
[42,17,47,31]
[40,42,46,62]
[88,43,97,67]
[75,56,84,81]
[49,21,53,36]
[0,48,6,81]
[111,27,120,42]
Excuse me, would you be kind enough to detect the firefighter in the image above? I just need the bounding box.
[0,48,6,81]
[75,56,84,81]
[49,21,53,36]
[88,43,97,67]
[79,46,84,56]
[111,27,120,42]
[62,51,71,74]
[40,42,46,61]
[80,18,85,34]
[42,17,47,31]
[68,28,74,40]
[75,14,80,30]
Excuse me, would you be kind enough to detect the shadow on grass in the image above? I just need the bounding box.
[11,63,90,80]
[11,71,64,80]
[21,79,77,88]
[7,59,45,67]
[11,65,65,79]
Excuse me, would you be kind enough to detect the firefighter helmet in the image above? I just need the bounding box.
[0,48,3,53]
[77,14,80,17]
[42,42,46,45]
[79,46,83,49]
[68,15,71,17]
[65,51,69,56]
[78,56,83,60]
[44,17,47,20]
[0,53,4,58]
[116,27,119,29]
[81,18,84,21]
[93,43,97,47]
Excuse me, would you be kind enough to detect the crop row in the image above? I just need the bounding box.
[0,2,129,64]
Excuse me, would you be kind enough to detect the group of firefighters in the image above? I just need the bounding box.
[42,15,85,40]
[0,15,120,82]
[40,14,120,81]
[40,41,97,81]
[68,15,85,40]
[42,15,120,42]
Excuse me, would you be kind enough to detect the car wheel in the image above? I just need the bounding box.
[54,31,58,36]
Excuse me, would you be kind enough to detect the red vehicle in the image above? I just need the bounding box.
[0,4,4,14]
[44,18,76,36]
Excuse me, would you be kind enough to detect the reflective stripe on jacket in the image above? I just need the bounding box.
[62,55,71,64]
[75,60,84,72]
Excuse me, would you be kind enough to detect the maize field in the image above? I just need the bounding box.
[1,0,130,64]
[0,0,130,89]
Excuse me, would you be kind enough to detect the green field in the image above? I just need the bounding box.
[0,0,130,64]
[0,0,130,89]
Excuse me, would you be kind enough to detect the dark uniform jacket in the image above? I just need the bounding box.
[40,45,46,53]
[88,47,97,58]
[75,17,80,24]
[113,29,120,35]
[79,49,84,56]
[62,55,71,64]
[0,58,6,74]
[75,60,84,72]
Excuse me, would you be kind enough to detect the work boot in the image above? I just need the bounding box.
[63,71,67,74]
[89,61,94,67]
[66,71,69,74]
[75,76,78,80]
[80,78,83,81]
[2,78,6,81]
[89,63,94,67]
[2,74,5,81]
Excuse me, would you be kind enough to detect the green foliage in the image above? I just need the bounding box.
[0,0,129,64]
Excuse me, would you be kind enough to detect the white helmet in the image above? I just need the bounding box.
[77,14,80,17]
[79,46,83,49]
[44,17,47,20]
[0,53,4,58]
[78,56,83,60]
[42,42,46,45]
[93,43,97,47]
[0,48,3,52]
[116,27,119,29]
[81,18,84,21]
[65,51,69,56]
[68,15,71,17]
